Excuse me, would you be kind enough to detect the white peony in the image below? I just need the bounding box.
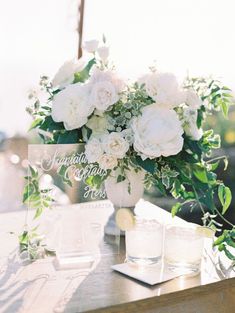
[183,108,203,141]
[89,68,124,111]
[98,154,118,170]
[185,89,202,109]
[85,138,104,163]
[139,72,185,109]
[83,40,99,53]
[52,58,85,88]
[97,46,110,62]
[103,132,129,158]
[51,83,94,130]
[131,104,184,159]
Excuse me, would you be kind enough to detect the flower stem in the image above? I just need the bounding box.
[214,207,234,229]
[206,155,227,163]
[192,185,206,215]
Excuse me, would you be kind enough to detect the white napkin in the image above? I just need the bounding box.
[134,198,189,226]
[112,262,183,285]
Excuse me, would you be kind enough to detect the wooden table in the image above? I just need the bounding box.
[0,203,235,313]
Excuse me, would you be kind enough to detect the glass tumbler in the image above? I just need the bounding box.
[125,217,163,265]
[164,224,205,273]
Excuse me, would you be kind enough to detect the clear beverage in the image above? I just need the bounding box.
[126,218,163,265]
[164,224,204,273]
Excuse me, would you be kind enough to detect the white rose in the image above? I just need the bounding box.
[90,67,125,93]
[98,154,118,170]
[83,40,99,53]
[139,72,185,109]
[51,83,94,130]
[85,138,104,163]
[89,81,119,111]
[185,89,202,109]
[103,132,129,158]
[183,108,203,141]
[52,58,86,88]
[132,104,184,159]
[97,46,110,62]
[139,72,158,99]
[88,68,125,112]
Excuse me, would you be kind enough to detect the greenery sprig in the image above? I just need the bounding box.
[19,165,54,259]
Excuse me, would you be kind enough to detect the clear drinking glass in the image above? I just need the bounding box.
[164,224,205,273]
[125,217,163,265]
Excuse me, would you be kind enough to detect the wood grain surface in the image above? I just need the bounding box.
[0,203,234,313]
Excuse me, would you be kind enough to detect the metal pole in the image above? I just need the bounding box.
[78,0,85,59]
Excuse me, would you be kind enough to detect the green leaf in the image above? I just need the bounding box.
[200,189,215,211]
[40,116,64,132]
[218,98,229,118]
[28,118,43,131]
[213,233,226,246]
[155,179,167,196]
[29,165,38,178]
[73,58,96,83]
[28,193,40,203]
[52,89,61,95]
[43,201,50,208]
[223,248,235,260]
[117,175,126,183]
[23,182,35,203]
[222,86,232,91]
[185,138,202,157]
[85,174,104,189]
[85,175,93,187]
[41,105,52,111]
[162,176,170,188]
[171,202,182,217]
[181,151,199,163]
[34,207,43,219]
[225,237,235,249]
[218,184,232,214]
[218,185,224,205]
[93,175,104,189]
[201,130,221,151]
[19,231,29,244]
[196,109,204,128]
[209,161,220,171]
[58,164,73,186]
[135,156,156,174]
[181,191,195,201]
[173,179,182,194]
[193,167,208,184]
[57,130,81,144]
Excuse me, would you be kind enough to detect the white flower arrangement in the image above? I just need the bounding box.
[27,38,235,260]
[131,105,184,159]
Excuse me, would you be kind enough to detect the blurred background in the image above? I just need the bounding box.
[1,0,235,224]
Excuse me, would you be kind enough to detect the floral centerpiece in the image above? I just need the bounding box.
[26,38,235,260]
